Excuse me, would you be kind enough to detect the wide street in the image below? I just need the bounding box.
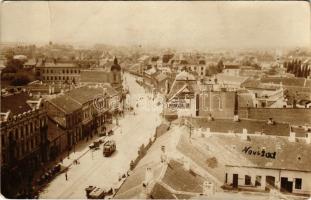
[39,72,163,199]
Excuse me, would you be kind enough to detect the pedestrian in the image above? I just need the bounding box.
[65,172,68,181]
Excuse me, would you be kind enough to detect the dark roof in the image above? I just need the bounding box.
[162,160,204,193]
[150,183,175,199]
[49,94,81,114]
[1,92,32,115]
[115,129,207,199]
[65,86,104,104]
[186,117,291,137]
[114,162,163,199]
[242,108,311,126]
[260,77,311,88]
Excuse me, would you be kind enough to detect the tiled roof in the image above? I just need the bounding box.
[115,128,207,199]
[167,81,198,101]
[49,94,81,114]
[243,108,311,126]
[65,86,104,104]
[185,117,291,137]
[216,74,249,85]
[101,83,119,97]
[162,159,204,193]
[149,183,175,199]
[215,134,311,172]
[38,62,77,68]
[241,79,260,88]
[260,77,311,88]
[1,92,32,115]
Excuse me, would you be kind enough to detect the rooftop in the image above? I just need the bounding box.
[1,92,32,115]
[183,117,291,137]
[48,94,81,114]
[216,74,249,85]
[65,86,105,105]
[260,77,311,88]
[214,134,311,172]
[37,62,77,68]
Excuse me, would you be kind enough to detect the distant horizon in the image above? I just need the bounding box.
[1,40,309,51]
[1,1,310,51]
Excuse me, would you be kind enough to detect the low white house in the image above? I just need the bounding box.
[224,132,311,196]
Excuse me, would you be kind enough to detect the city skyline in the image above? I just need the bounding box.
[1,1,310,50]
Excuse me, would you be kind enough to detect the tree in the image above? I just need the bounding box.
[10,74,30,86]
[217,59,224,73]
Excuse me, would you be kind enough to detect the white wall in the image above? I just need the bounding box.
[226,166,311,195]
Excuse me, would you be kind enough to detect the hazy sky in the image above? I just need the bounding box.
[1,1,310,50]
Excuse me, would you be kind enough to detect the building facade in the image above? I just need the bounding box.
[1,93,48,197]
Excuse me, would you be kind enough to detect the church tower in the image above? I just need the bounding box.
[110,57,122,90]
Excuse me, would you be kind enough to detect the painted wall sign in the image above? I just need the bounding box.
[242,146,276,159]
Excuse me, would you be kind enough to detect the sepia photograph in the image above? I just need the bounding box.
[0,1,310,199]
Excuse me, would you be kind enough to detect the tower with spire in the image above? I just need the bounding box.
[110,57,122,90]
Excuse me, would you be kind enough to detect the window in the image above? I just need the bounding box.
[47,76,49,80]
[245,175,251,185]
[21,127,24,138]
[255,176,262,186]
[295,178,302,189]
[63,70,65,74]
[1,135,5,145]
[15,129,18,140]
[225,173,228,183]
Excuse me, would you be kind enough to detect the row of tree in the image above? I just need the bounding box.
[284,59,310,78]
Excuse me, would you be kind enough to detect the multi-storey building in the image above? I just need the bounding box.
[1,92,48,197]
[35,61,83,84]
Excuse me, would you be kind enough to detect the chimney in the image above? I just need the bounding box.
[160,145,168,163]
[306,132,311,144]
[143,167,153,187]
[141,167,153,199]
[289,132,296,142]
[183,158,190,171]
[267,118,275,125]
[233,115,240,122]
[203,181,215,196]
[241,128,248,140]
